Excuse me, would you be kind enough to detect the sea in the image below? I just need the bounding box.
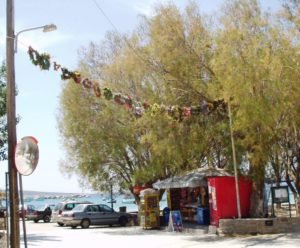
[2,193,168,213]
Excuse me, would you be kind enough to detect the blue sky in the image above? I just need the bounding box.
[0,0,281,193]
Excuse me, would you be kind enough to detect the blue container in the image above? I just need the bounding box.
[197,207,209,225]
[163,207,170,225]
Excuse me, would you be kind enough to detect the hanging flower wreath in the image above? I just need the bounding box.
[28,46,50,70]
[168,105,183,120]
[183,107,191,117]
[27,46,228,121]
[125,96,133,108]
[150,103,160,116]
[114,93,124,105]
[61,68,72,80]
[71,72,81,84]
[143,102,150,110]
[28,47,39,66]
[103,87,113,100]
[93,82,101,97]
[82,78,92,88]
[53,62,61,71]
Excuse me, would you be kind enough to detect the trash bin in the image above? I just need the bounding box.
[163,207,170,225]
[197,207,209,225]
[119,206,127,213]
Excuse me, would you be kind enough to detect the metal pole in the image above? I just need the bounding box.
[110,183,113,210]
[228,101,242,218]
[5,172,9,248]
[19,174,27,247]
[6,0,20,247]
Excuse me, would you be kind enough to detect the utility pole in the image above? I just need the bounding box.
[228,101,241,218]
[6,0,20,247]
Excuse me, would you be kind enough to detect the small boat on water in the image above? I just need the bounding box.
[122,198,135,204]
[121,196,135,204]
[106,198,116,204]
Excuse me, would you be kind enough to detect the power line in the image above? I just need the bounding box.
[90,0,211,102]
[91,1,171,89]
[91,0,121,34]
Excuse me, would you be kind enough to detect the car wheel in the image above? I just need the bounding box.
[33,220,38,223]
[43,215,50,223]
[119,216,128,227]
[57,222,64,227]
[71,225,77,229]
[81,219,90,229]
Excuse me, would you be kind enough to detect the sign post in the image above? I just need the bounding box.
[15,136,39,248]
[271,186,291,218]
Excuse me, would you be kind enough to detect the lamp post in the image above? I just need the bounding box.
[109,179,114,211]
[6,1,57,247]
[14,24,57,52]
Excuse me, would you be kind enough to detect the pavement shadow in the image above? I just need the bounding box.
[94,226,171,236]
[22,234,62,247]
[237,233,300,247]
[184,232,300,246]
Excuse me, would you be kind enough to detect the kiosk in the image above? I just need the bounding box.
[139,189,160,229]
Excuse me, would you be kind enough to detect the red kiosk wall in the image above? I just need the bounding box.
[208,176,252,226]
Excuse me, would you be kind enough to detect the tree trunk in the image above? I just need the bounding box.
[249,181,265,217]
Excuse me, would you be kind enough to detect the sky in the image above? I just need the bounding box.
[0,0,282,193]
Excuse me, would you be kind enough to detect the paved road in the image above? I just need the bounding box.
[16,221,300,248]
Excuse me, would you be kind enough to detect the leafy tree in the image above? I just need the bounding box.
[211,0,300,216]
[57,0,300,215]
[0,62,7,161]
[58,2,230,200]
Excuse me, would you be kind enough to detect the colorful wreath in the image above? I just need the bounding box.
[103,87,113,100]
[71,71,81,84]
[82,78,92,88]
[54,62,61,71]
[28,47,39,66]
[93,83,101,97]
[61,68,72,80]
[28,46,50,70]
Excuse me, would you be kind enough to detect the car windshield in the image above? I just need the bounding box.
[35,205,51,211]
[72,204,86,211]
[54,203,64,211]
[35,205,47,211]
[100,204,113,212]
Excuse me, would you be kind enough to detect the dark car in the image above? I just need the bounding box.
[62,203,132,229]
[27,204,55,223]
[19,204,35,219]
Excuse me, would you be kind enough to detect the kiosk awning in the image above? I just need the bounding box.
[153,167,232,189]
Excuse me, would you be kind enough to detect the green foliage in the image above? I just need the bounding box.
[0,62,7,161]
[57,0,300,201]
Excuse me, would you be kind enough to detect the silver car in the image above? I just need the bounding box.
[51,200,91,226]
[62,203,132,229]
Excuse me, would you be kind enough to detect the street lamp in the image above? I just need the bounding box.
[6,1,57,245]
[14,24,57,53]
[109,179,114,211]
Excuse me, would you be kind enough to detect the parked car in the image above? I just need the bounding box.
[51,200,91,226]
[62,203,132,229]
[27,204,55,223]
[0,203,6,218]
[19,204,35,219]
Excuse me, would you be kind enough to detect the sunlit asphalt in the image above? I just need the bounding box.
[13,221,300,248]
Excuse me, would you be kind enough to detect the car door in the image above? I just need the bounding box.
[99,204,118,224]
[85,205,102,225]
